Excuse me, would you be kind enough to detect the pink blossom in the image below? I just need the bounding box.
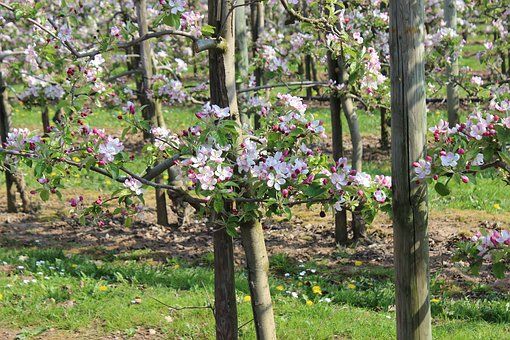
[124,177,143,195]
[98,137,124,163]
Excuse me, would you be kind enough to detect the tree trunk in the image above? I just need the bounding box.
[305,54,312,99]
[327,51,348,244]
[41,107,50,134]
[208,0,240,337]
[135,0,157,139]
[0,70,17,212]
[240,219,276,340]
[389,0,431,338]
[380,106,390,150]
[135,0,169,226]
[445,0,459,127]
[251,1,264,129]
[338,55,362,172]
[235,0,249,81]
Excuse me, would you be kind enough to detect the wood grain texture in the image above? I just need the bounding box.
[389,0,432,339]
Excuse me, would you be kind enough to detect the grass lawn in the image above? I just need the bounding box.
[0,248,508,339]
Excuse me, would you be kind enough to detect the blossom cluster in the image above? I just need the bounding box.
[414,111,510,185]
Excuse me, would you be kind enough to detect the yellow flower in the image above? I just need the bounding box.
[172,264,180,270]
[243,295,251,302]
[0,293,3,300]
[347,283,356,290]
[494,203,501,210]
[98,285,108,292]
[305,300,314,306]
[276,285,284,291]
[71,264,78,268]
[312,285,322,295]
[72,157,81,162]
[354,260,363,267]
[431,298,440,303]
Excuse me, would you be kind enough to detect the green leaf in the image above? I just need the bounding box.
[492,262,506,279]
[226,225,238,237]
[201,24,216,37]
[213,198,224,213]
[40,190,50,202]
[434,182,451,196]
[162,14,180,28]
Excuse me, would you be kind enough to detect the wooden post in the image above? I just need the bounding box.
[389,0,431,339]
[135,0,169,226]
[208,0,239,337]
[445,0,459,127]
[327,51,348,244]
[0,70,17,212]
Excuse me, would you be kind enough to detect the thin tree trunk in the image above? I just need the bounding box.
[327,51,348,244]
[445,0,459,126]
[41,107,50,134]
[235,0,249,80]
[135,0,156,139]
[389,0,431,338]
[380,106,390,150]
[251,1,264,129]
[235,0,250,125]
[0,70,17,212]
[135,0,169,226]
[240,219,276,340]
[338,54,362,172]
[305,54,312,99]
[12,171,30,212]
[208,0,239,337]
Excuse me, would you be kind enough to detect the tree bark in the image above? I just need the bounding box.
[235,0,249,81]
[250,1,264,129]
[135,0,157,139]
[208,0,240,338]
[338,54,362,172]
[445,0,459,127]
[389,0,431,338]
[240,219,276,340]
[327,51,348,244]
[380,106,390,150]
[0,70,17,212]
[41,107,50,134]
[135,0,169,226]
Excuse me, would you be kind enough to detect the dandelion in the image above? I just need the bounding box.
[0,293,3,300]
[312,285,322,295]
[98,285,108,292]
[305,300,314,306]
[243,295,251,302]
[494,203,501,210]
[431,298,440,303]
[276,285,284,291]
[354,260,363,266]
[347,283,356,290]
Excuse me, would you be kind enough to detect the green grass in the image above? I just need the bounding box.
[0,248,509,339]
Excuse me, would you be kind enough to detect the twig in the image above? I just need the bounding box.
[149,295,214,312]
